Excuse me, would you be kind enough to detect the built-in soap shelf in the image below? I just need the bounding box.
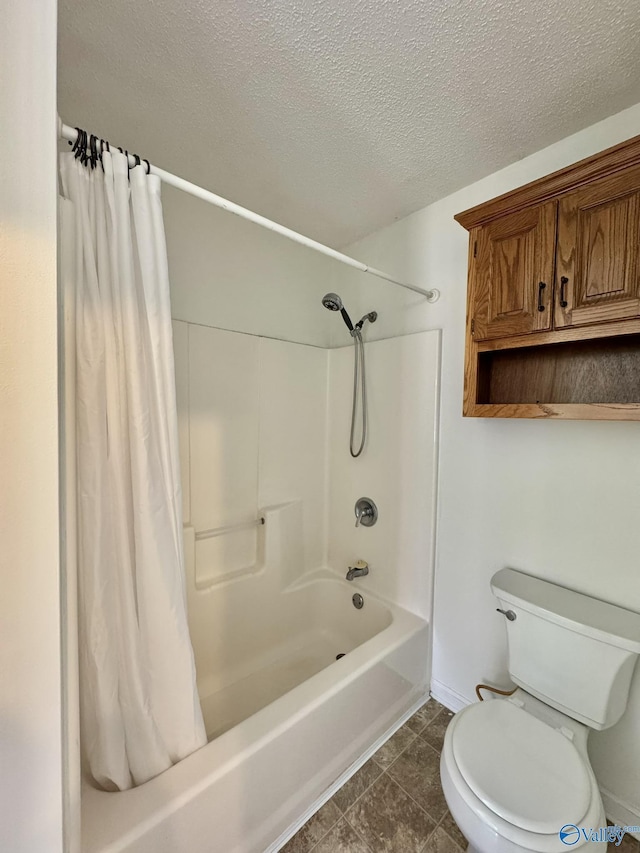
[194,515,265,542]
[186,516,266,590]
[185,500,305,592]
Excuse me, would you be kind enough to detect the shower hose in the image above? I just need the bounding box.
[350,328,367,458]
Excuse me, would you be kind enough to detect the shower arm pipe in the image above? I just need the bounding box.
[58,119,439,302]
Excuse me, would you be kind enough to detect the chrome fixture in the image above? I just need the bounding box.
[497,608,517,621]
[354,497,377,528]
[352,593,364,610]
[322,293,377,457]
[346,560,369,581]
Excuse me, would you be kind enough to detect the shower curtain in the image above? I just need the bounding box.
[60,150,206,791]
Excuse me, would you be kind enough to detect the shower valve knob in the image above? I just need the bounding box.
[354,498,378,528]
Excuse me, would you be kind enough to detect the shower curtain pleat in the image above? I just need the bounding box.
[60,151,206,791]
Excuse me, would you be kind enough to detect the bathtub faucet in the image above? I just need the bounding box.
[346,560,369,581]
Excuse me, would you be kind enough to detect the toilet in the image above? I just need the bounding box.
[440,568,640,853]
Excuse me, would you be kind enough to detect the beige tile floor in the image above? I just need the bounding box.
[281,698,640,853]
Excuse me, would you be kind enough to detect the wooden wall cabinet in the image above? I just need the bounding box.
[457,134,640,420]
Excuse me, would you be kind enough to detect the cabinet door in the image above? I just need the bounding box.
[555,166,640,328]
[473,203,556,341]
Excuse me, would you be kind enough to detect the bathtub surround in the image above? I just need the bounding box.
[60,150,205,790]
[328,333,440,620]
[171,319,439,613]
[334,100,640,827]
[173,323,329,581]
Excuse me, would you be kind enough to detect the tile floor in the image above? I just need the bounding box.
[281,699,461,853]
[281,698,640,853]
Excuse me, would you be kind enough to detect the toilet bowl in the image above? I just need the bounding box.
[438,568,640,853]
[440,691,606,853]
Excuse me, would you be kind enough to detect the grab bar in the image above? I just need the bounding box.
[195,516,265,541]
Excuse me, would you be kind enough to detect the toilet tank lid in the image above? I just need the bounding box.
[491,568,640,654]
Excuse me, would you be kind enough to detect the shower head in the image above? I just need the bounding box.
[322,292,343,312]
[322,292,354,332]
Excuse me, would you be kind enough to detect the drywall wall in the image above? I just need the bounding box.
[327,331,441,621]
[0,1,63,851]
[339,101,640,825]
[164,185,348,348]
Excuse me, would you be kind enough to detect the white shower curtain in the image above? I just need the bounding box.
[60,150,206,791]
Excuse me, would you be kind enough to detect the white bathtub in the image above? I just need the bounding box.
[81,504,430,853]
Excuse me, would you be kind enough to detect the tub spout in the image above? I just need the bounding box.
[346,560,369,581]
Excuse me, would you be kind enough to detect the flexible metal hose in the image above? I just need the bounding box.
[350,329,367,457]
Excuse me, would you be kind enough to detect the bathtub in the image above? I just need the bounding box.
[81,503,430,853]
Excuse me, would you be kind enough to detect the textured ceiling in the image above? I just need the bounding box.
[58,0,640,246]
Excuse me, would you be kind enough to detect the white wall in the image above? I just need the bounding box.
[339,102,640,824]
[0,1,64,852]
[327,332,441,620]
[164,186,344,348]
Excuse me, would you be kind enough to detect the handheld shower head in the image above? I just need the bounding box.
[322,292,354,332]
[321,292,343,312]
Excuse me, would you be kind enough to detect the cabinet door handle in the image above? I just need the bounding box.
[537,281,546,312]
[560,276,568,308]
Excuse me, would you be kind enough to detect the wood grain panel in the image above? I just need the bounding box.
[477,317,640,352]
[473,203,556,341]
[466,402,640,420]
[463,227,480,416]
[555,166,640,329]
[455,132,640,230]
[479,336,640,405]
[583,198,631,297]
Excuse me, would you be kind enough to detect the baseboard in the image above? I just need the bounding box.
[430,679,472,713]
[601,789,640,839]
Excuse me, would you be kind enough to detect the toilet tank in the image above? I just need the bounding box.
[491,568,640,730]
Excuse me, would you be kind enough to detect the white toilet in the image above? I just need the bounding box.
[440,568,640,853]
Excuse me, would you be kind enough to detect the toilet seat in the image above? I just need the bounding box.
[440,696,606,853]
[451,699,591,833]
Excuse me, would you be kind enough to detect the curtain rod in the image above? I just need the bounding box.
[58,119,439,302]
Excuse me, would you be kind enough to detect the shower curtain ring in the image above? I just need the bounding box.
[89,134,98,170]
[73,128,84,160]
[144,158,150,175]
[80,129,89,165]
[71,127,82,156]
